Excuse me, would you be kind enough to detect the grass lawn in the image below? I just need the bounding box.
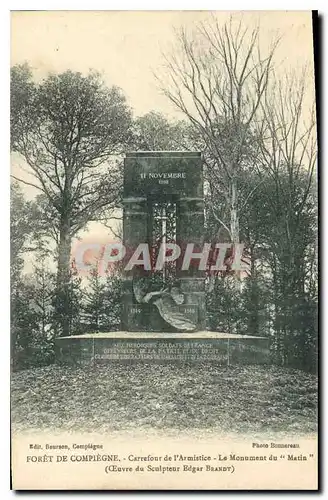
[11,363,317,436]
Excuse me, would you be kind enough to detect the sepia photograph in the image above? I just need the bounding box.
[10,9,318,490]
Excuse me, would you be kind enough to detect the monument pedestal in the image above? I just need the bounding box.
[55,332,270,366]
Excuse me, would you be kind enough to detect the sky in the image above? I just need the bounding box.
[10,11,316,266]
[11,11,314,119]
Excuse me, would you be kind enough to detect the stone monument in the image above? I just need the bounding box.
[55,151,270,365]
[122,151,205,333]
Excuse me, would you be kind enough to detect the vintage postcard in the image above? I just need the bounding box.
[10,10,318,490]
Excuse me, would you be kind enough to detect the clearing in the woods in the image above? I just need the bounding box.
[11,364,317,436]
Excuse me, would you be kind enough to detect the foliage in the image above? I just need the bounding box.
[81,265,122,333]
[10,183,34,282]
[132,111,190,151]
[11,267,56,370]
[11,66,133,336]
[10,63,35,149]
[206,275,243,334]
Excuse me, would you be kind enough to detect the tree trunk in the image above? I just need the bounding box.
[230,179,239,245]
[248,251,259,336]
[56,213,72,337]
[230,179,242,291]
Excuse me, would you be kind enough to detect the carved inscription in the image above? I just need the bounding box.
[139,172,187,185]
[94,341,227,362]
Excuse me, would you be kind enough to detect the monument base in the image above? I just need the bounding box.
[55,332,270,366]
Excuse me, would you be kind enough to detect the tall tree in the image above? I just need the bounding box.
[256,70,317,368]
[11,67,133,335]
[161,17,278,277]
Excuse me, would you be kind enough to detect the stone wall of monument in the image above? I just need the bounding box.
[55,336,270,366]
[122,152,205,333]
